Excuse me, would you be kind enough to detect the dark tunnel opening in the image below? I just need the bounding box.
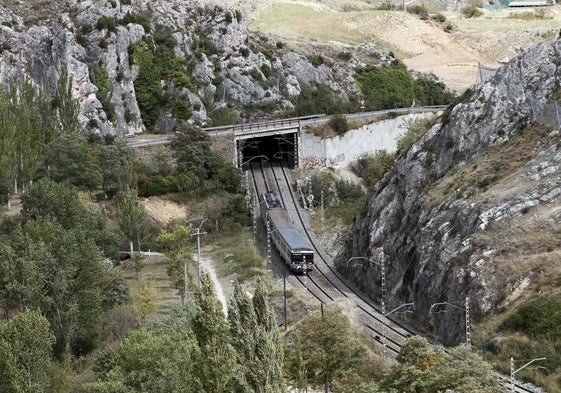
[239,133,297,169]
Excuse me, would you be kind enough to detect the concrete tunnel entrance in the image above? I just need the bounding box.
[237,132,298,169]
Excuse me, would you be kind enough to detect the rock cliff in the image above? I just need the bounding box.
[0,0,379,136]
[338,41,561,345]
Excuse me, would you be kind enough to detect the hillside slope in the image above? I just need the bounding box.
[202,0,561,91]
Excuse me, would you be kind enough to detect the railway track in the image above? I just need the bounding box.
[249,160,408,357]
[247,160,539,393]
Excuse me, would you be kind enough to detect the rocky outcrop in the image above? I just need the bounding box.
[338,41,561,345]
[0,0,381,136]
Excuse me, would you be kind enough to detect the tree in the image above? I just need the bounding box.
[228,280,285,392]
[251,279,285,392]
[52,69,82,135]
[0,211,111,358]
[285,312,364,393]
[132,274,159,324]
[383,337,503,393]
[171,127,214,180]
[192,273,238,392]
[88,328,202,393]
[156,224,194,305]
[0,309,55,393]
[21,178,119,257]
[114,189,149,254]
[97,143,137,199]
[438,345,503,393]
[0,74,81,195]
[40,133,101,192]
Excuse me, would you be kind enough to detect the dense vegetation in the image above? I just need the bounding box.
[356,61,454,110]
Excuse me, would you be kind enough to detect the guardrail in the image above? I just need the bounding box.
[203,114,325,136]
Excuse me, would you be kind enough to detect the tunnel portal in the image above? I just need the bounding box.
[237,132,298,169]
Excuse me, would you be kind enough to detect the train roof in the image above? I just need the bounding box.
[268,208,313,252]
[260,191,284,210]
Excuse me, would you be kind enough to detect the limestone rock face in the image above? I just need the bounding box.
[338,41,561,345]
[0,0,373,135]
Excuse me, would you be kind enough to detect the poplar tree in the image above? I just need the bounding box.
[192,273,238,393]
[252,279,285,393]
[114,189,149,254]
[228,280,285,393]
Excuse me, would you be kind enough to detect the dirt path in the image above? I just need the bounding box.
[200,256,229,315]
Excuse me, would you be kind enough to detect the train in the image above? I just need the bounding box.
[260,191,314,274]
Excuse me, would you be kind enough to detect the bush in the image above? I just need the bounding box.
[413,77,454,106]
[329,114,348,135]
[352,150,394,188]
[336,180,364,203]
[432,12,447,23]
[291,83,356,116]
[209,107,241,126]
[356,61,415,110]
[499,298,561,343]
[96,16,118,32]
[90,65,116,123]
[460,5,483,18]
[120,12,151,31]
[406,3,429,18]
[309,54,325,67]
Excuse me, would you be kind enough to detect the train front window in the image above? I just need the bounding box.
[293,254,313,263]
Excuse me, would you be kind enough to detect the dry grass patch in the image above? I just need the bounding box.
[249,3,398,48]
[425,123,556,207]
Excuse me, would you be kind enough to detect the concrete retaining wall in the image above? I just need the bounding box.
[300,112,437,168]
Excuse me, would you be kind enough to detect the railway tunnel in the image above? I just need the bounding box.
[238,133,298,169]
[231,118,302,169]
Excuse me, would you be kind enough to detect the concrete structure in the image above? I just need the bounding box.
[300,112,438,169]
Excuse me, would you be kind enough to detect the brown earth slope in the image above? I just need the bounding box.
[202,0,561,91]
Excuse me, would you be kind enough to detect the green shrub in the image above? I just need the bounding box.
[240,47,250,57]
[329,114,348,135]
[376,2,396,10]
[137,174,174,197]
[336,180,365,203]
[351,150,394,188]
[413,77,454,106]
[291,83,356,116]
[194,25,219,56]
[260,64,273,79]
[169,71,194,89]
[153,28,177,49]
[309,54,325,67]
[432,12,447,23]
[120,12,151,31]
[356,60,415,110]
[170,97,192,122]
[209,107,241,126]
[337,51,353,61]
[129,40,164,129]
[96,16,118,32]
